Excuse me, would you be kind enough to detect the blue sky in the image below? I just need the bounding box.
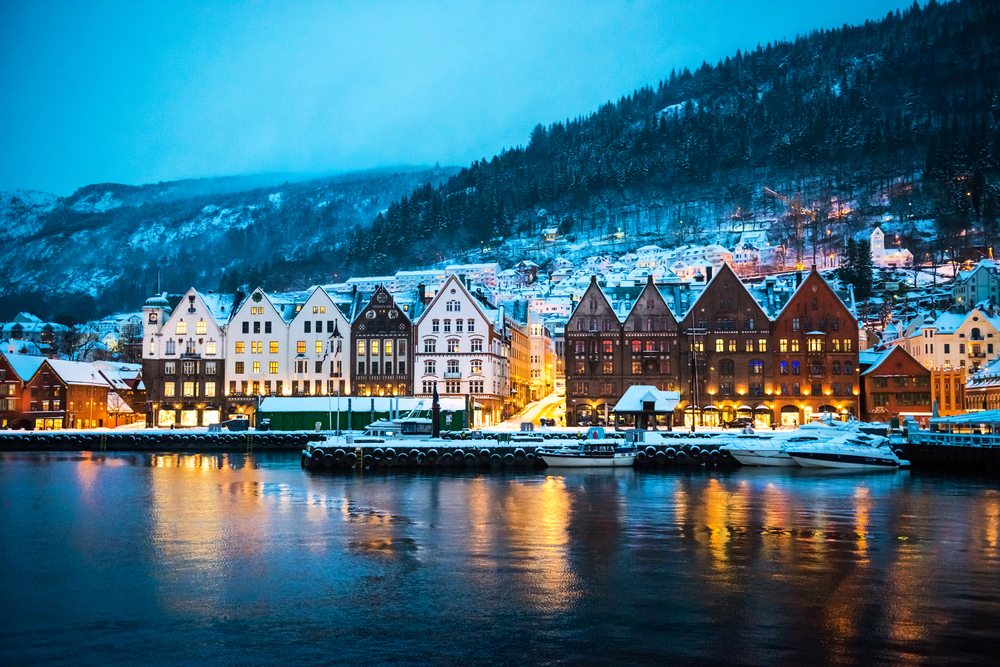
[0,0,916,195]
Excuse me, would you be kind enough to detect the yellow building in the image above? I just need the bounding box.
[529,316,555,401]
[507,318,531,416]
[931,368,966,415]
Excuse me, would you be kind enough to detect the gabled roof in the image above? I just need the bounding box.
[567,275,621,326]
[623,276,678,329]
[775,266,857,327]
[414,274,495,328]
[37,359,112,387]
[1,352,46,382]
[682,261,768,323]
[614,386,680,412]
[862,345,926,376]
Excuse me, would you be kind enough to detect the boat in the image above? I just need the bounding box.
[363,416,434,439]
[537,427,636,467]
[786,437,909,469]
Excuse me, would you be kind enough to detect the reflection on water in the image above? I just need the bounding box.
[1,454,999,666]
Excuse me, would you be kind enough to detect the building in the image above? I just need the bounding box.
[24,358,112,430]
[528,315,555,401]
[351,284,414,397]
[952,260,1000,311]
[0,312,69,357]
[772,267,860,425]
[907,309,1000,372]
[0,353,45,429]
[414,274,509,426]
[860,346,931,424]
[932,367,966,416]
[680,263,772,428]
[870,227,913,268]
[142,289,235,428]
[225,286,352,422]
[445,262,499,289]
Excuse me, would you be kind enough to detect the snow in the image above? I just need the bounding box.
[70,191,122,213]
[260,396,466,413]
[3,354,46,381]
[46,359,113,386]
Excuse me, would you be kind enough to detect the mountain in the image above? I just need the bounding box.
[351,0,1000,273]
[0,167,457,322]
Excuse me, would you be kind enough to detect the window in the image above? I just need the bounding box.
[832,361,841,374]
[803,317,812,330]
[176,321,187,335]
[716,339,724,352]
[471,339,483,353]
[780,339,788,352]
[844,362,853,375]
[944,344,951,354]
[758,339,767,352]
[832,339,841,352]
[253,361,260,374]
[315,341,323,354]
[186,339,196,354]
[425,361,436,375]
[471,360,482,373]
[632,340,641,353]
[750,360,763,374]
[313,360,322,374]
[249,341,260,354]
[424,339,436,354]
[818,317,827,331]
[236,342,245,354]
[832,382,841,396]
[448,340,459,353]
[242,322,250,334]
[205,382,216,397]
[792,382,800,396]
[727,339,736,352]
[811,361,823,376]
[230,380,237,394]
[467,319,475,333]
[720,359,734,375]
[844,339,852,352]
[252,321,260,334]
[603,360,613,374]
[780,361,788,375]
[182,361,195,374]
[265,321,272,334]
[235,361,245,374]
[831,318,839,331]
[808,338,823,352]
[206,341,217,355]
[445,380,461,394]
[446,360,460,375]
[792,318,800,331]
[304,321,311,333]
[791,339,800,352]
[745,339,754,352]
[164,382,175,397]
[603,341,613,354]
[645,340,655,352]
[197,320,207,335]
[432,320,440,332]
[811,383,822,396]
[455,320,463,333]
[165,361,176,375]
[183,382,195,397]
[149,339,155,355]
[205,361,216,375]
[297,341,306,354]
[632,361,642,374]
[845,382,853,395]
[446,300,461,312]
[443,320,451,333]
[791,361,800,375]
[574,361,585,374]
[269,361,279,374]
[719,382,734,397]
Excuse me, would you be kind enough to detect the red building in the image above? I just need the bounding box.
[861,346,931,424]
[22,359,112,430]
[0,353,45,429]
[772,267,860,425]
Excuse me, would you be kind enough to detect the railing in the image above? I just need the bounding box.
[970,352,987,358]
[443,372,462,379]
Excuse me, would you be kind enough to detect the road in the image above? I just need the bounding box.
[504,391,565,427]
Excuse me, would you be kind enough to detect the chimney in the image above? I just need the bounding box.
[672,285,682,314]
[352,285,357,296]
[766,276,776,310]
[796,270,803,287]
[418,283,426,304]
[706,266,713,282]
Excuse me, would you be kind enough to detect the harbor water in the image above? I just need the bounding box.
[1,452,999,666]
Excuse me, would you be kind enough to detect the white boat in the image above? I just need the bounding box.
[363,416,434,439]
[787,437,909,469]
[538,439,637,467]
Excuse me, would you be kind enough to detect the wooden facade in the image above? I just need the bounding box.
[772,267,860,425]
[861,346,932,424]
[351,285,413,397]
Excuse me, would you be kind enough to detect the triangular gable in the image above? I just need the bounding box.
[623,276,678,331]
[414,274,492,328]
[682,262,768,325]
[775,267,858,329]
[863,345,927,376]
[567,276,618,331]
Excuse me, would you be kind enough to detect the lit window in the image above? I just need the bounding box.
[297,341,306,354]
[235,342,245,354]
[251,341,262,354]
[149,339,155,355]
[715,339,724,352]
[358,340,365,356]
[448,340,459,353]
[385,340,392,355]
[471,360,482,373]
[758,339,767,352]
[196,320,207,335]
[844,339,852,352]
[205,382,216,397]
[253,361,260,373]
[269,361,279,374]
[745,339,754,352]
[780,339,788,352]
[164,382,175,397]
[164,362,175,375]
[313,306,318,313]
[183,382,195,397]
[791,339,800,352]
[176,320,186,335]
[315,341,323,354]
[372,340,379,355]
[206,341,216,355]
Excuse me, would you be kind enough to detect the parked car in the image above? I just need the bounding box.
[724,417,753,429]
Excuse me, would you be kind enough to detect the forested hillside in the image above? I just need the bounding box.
[350,0,1000,272]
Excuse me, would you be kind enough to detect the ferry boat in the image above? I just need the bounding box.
[537,427,636,467]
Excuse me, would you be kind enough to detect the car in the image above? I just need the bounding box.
[724,417,753,429]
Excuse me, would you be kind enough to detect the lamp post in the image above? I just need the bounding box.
[328,321,343,436]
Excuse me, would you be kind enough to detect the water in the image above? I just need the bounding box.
[1,452,998,666]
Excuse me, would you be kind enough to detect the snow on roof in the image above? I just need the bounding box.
[613,386,680,412]
[931,312,966,333]
[259,396,467,413]
[861,348,895,374]
[2,353,46,381]
[44,359,112,386]
[199,291,238,327]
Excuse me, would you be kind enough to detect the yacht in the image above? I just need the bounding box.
[786,437,909,469]
[537,427,636,467]
[718,421,863,467]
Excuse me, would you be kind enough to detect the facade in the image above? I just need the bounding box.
[907,309,1000,372]
[445,263,499,289]
[142,289,234,427]
[350,285,413,397]
[226,286,352,421]
[414,274,509,426]
[680,263,772,428]
[861,346,931,423]
[24,359,111,430]
[0,353,45,428]
[952,261,1000,311]
[870,227,913,267]
[772,267,860,425]
[932,367,966,416]
[508,319,530,415]
[528,316,555,401]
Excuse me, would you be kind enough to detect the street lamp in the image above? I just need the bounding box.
[328,320,343,435]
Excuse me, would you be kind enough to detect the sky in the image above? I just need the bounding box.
[0,0,917,196]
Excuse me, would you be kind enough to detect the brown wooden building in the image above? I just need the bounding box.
[564,276,682,426]
[23,359,112,430]
[351,285,414,397]
[861,346,931,424]
[680,262,773,427]
[772,267,860,425]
